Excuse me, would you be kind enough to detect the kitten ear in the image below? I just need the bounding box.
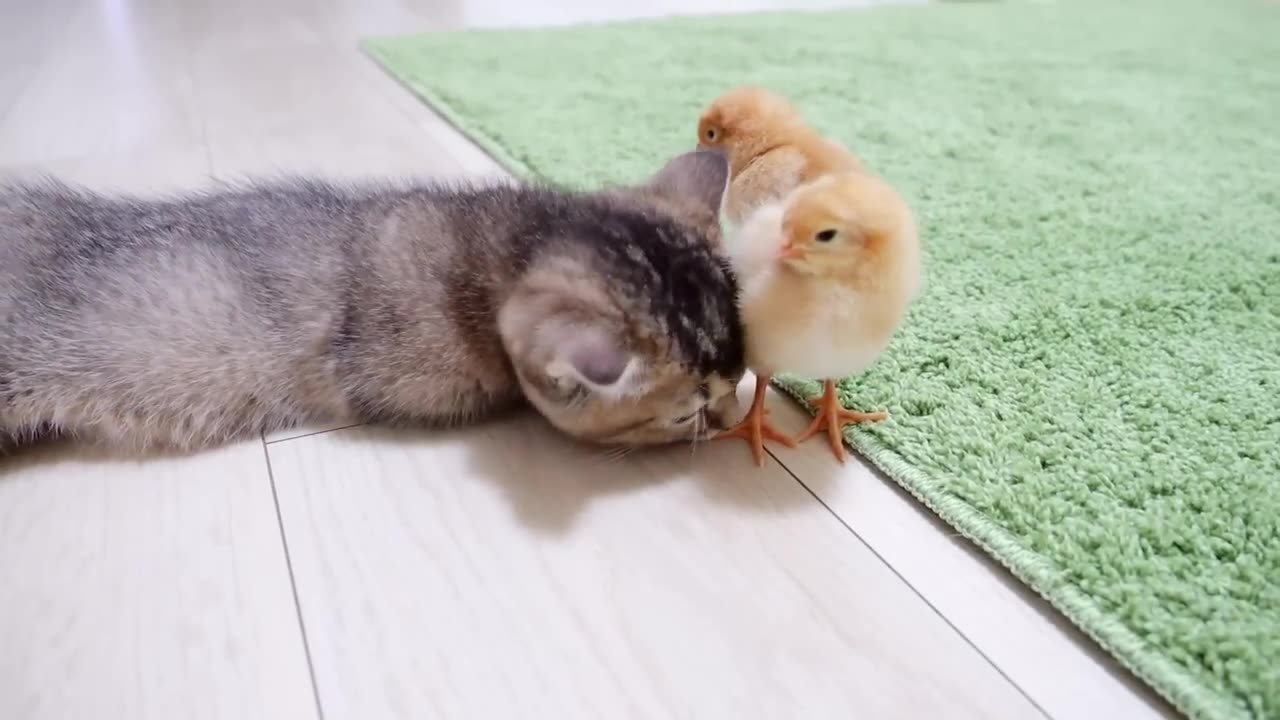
[498,287,646,398]
[546,325,640,395]
[647,150,729,215]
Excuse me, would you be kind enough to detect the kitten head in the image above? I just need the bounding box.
[499,151,746,446]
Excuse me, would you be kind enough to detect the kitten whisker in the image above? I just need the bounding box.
[590,445,635,467]
[690,408,709,456]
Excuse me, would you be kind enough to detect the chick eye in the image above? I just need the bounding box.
[705,128,717,141]
[815,229,837,242]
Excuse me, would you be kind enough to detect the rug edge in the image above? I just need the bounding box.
[360,39,543,181]
[770,377,1242,720]
[358,35,1245,720]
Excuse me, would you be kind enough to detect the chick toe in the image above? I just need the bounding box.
[715,375,796,466]
[796,379,887,463]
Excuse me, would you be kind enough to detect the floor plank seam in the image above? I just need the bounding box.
[266,423,367,444]
[765,443,1055,720]
[261,438,329,720]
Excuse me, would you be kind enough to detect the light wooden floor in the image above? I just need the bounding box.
[0,1,1177,719]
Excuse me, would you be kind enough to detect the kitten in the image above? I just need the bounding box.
[0,151,745,454]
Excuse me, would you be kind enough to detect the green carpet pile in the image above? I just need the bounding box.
[364,1,1280,717]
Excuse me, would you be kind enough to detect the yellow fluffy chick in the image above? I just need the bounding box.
[717,172,922,465]
[697,86,861,226]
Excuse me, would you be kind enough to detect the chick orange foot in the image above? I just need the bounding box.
[716,375,796,467]
[796,379,887,464]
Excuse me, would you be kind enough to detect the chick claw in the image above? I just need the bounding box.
[717,408,796,467]
[796,379,888,464]
[715,376,796,467]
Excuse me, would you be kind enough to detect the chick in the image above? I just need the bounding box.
[717,171,921,465]
[697,86,861,226]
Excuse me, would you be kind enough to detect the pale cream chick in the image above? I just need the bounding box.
[718,172,922,465]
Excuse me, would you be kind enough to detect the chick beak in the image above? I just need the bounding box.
[779,241,806,261]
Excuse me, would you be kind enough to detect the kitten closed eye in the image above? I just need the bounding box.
[673,408,704,424]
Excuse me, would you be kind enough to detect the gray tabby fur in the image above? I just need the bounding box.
[0,152,745,454]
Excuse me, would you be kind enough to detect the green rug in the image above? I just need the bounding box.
[363,2,1280,717]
